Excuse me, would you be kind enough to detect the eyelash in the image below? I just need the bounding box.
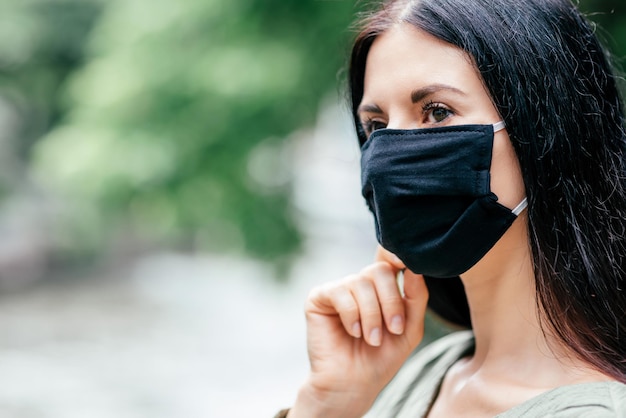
[361,118,387,137]
[360,101,454,138]
[422,101,454,123]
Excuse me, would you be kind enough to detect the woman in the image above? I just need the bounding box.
[279,0,626,416]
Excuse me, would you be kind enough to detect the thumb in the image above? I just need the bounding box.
[375,245,406,273]
[402,270,429,347]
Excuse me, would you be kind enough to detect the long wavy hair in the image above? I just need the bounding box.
[349,0,626,382]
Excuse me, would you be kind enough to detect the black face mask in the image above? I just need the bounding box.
[361,122,527,278]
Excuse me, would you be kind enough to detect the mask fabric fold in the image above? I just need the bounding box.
[361,122,526,278]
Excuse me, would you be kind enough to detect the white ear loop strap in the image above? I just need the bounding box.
[493,121,506,133]
[512,198,528,216]
[490,121,526,215]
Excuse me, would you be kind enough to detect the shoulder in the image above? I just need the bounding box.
[498,381,626,418]
[364,331,474,418]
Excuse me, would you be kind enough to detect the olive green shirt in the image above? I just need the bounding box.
[365,331,626,417]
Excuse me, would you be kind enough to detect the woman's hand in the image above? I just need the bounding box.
[289,247,429,418]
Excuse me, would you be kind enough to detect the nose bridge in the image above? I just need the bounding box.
[386,108,416,130]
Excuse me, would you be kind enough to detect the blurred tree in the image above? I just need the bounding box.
[579,0,626,64]
[5,0,626,274]
[0,0,102,193]
[31,0,361,269]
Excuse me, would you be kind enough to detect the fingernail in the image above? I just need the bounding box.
[369,327,381,346]
[352,322,362,338]
[390,315,404,335]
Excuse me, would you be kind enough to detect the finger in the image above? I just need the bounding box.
[350,278,383,347]
[361,262,405,335]
[375,245,406,272]
[326,280,363,338]
[307,280,362,338]
[402,270,429,347]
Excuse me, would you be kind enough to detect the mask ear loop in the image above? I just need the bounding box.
[512,198,528,215]
[492,120,528,216]
[493,121,506,133]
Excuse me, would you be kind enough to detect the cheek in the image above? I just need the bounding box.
[489,133,526,208]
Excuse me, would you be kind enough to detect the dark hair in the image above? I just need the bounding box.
[349,0,626,382]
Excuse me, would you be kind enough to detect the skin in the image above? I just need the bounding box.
[288,24,612,418]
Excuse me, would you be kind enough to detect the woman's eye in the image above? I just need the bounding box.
[424,103,453,123]
[431,107,451,122]
[362,119,387,136]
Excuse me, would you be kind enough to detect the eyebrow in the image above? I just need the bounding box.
[356,103,383,116]
[357,83,466,117]
[411,84,466,103]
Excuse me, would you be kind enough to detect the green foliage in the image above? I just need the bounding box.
[31,0,361,264]
[579,0,626,66]
[0,0,102,196]
[7,0,626,270]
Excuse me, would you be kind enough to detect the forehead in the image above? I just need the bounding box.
[361,24,484,103]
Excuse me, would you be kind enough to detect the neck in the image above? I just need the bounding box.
[463,254,548,371]
[459,218,606,387]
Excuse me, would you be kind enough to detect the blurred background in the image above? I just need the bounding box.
[0,0,624,417]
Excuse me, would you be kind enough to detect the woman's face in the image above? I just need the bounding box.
[357,23,525,210]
